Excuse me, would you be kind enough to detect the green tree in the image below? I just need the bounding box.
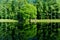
[17,2,37,40]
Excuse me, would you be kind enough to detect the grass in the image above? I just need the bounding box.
[0,19,18,22]
[31,19,60,23]
[0,19,60,23]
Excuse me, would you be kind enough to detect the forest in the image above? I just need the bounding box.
[0,0,60,40]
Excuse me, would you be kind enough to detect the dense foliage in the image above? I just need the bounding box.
[0,0,37,40]
[0,0,60,40]
[17,2,37,40]
[36,0,60,40]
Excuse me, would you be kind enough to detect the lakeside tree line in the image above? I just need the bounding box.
[0,0,60,40]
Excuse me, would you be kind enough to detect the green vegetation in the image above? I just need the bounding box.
[0,0,37,40]
[31,19,60,23]
[0,0,60,40]
[36,0,60,40]
[17,2,37,40]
